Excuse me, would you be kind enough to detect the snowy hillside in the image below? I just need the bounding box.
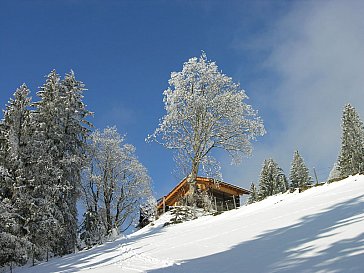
[16,175,364,273]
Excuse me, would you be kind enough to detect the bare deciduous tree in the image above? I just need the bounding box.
[82,127,153,241]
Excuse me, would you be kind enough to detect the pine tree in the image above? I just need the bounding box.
[258,158,286,200]
[289,150,311,188]
[247,182,258,204]
[337,104,364,178]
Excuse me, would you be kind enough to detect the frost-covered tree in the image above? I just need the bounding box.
[28,70,92,256]
[137,196,157,229]
[81,127,153,244]
[274,171,288,195]
[337,104,364,178]
[31,70,66,258]
[0,200,29,270]
[247,182,258,204]
[327,162,341,182]
[289,150,311,188]
[258,158,286,200]
[0,84,33,267]
[148,52,265,201]
[57,71,92,254]
[0,71,92,265]
[1,84,32,198]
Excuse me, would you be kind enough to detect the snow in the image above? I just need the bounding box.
[16,175,364,273]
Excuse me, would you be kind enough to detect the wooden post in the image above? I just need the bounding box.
[214,197,217,211]
[163,197,166,213]
[233,195,237,209]
[226,201,229,211]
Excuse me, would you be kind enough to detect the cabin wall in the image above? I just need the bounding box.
[210,189,240,211]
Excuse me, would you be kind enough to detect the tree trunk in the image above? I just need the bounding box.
[105,202,112,234]
[32,245,35,266]
[187,159,199,205]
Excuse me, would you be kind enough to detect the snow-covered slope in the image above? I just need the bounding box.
[17,175,364,273]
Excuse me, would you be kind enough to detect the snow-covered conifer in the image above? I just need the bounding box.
[0,200,30,269]
[57,71,92,254]
[337,104,364,177]
[147,52,265,203]
[2,84,32,196]
[327,162,341,182]
[247,183,258,204]
[273,167,288,195]
[0,84,33,267]
[258,158,286,200]
[28,70,92,256]
[30,70,67,257]
[289,150,311,188]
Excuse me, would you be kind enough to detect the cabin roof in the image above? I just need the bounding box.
[157,176,250,210]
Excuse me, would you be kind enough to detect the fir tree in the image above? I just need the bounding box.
[273,167,288,195]
[31,70,66,257]
[57,71,92,254]
[258,158,286,200]
[337,104,364,178]
[0,71,92,265]
[289,150,311,188]
[247,182,258,204]
[327,162,341,182]
[0,84,33,267]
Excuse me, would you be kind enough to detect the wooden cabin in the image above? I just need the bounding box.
[157,176,250,213]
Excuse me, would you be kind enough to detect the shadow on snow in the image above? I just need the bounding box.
[148,194,364,273]
[16,222,168,273]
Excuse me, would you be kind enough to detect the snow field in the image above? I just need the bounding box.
[16,175,364,273]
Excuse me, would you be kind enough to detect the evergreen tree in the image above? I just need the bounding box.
[0,71,92,265]
[273,167,288,195]
[327,162,341,182]
[2,84,33,201]
[57,71,92,254]
[30,70,92,256]
[247,182,258,204]
[31,70,65,258]
[337,104,364,178]
[258,158,286,200]
[289,150,311,188]
[0,200,29,269]
[0,85,33,267]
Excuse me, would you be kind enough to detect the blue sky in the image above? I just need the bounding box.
[1,0,364,198]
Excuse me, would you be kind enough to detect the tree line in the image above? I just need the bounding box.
[0,71,153,270]
[248,103,364,204]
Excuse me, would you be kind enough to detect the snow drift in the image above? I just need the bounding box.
[16,175,364,273]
